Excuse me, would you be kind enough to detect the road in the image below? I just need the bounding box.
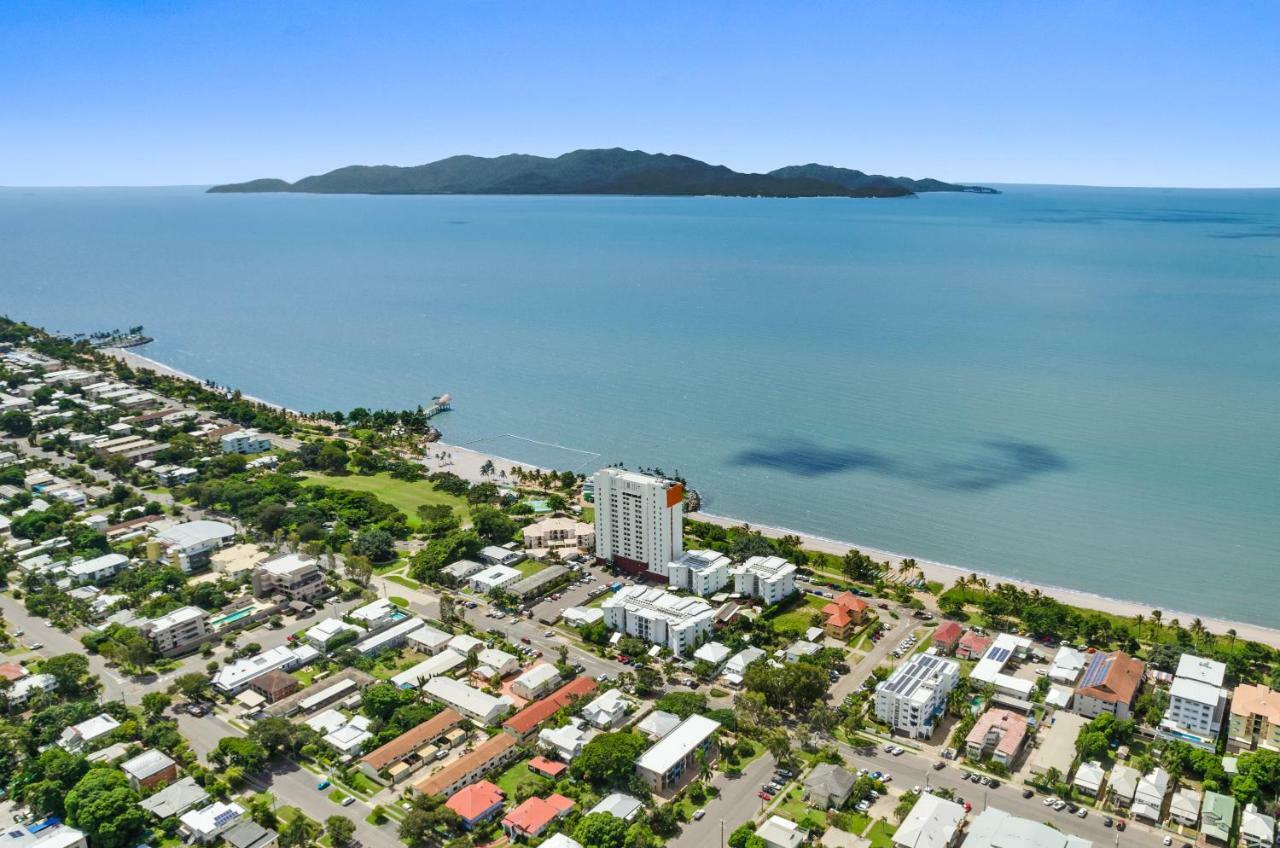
[837,742,1162,848]
[670,751,778,848]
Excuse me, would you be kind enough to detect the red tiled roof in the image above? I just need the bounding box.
[1077,651,1145,706]
[0,663,27,682]
[528,756,567,777]
[503,677,597,737]
[933,621,963,645]
[831,591,869,613]
[825,608,854,628]
[502,794,574,835]
[362,708,463,771]
[958,632,993,656]
[446,780,505,822]
[966,708,1028,758]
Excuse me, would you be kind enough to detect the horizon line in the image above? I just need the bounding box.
[4,181,1280,191]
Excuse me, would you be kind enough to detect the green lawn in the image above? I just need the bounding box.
[387,595,410,607]
[299,471,470,528]
[328,788,349,804]
[774,787,814,823]
[580,507,595,523]
[385,574,422,591]
[494,761,548,799]
[771,595,828,636]
[515,559,546,578]
[866,819,898,848]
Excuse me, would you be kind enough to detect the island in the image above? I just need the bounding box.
[207,147,998,198]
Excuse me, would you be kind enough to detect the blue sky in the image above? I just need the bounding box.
[3,1,1278,187]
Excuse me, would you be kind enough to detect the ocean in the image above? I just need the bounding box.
[2,185,1277,626]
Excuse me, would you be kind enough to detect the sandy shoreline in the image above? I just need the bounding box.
[103,346,1280,649]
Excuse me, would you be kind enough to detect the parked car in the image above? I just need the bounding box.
[1022,789,1035,799]
[932,761,945,771]
[317,780,331,791]
[341,796,356,807]
[1103,817,1113,828]
[693,809,706,821]
[1077,809,1088,819]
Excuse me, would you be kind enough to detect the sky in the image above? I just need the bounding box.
[3,1,1278,188]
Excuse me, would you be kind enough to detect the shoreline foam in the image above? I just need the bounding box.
[102,346,1280,648]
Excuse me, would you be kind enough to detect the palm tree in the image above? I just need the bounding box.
[1150,609,1163,638]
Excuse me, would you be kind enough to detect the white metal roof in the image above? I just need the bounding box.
[636,714,720,774]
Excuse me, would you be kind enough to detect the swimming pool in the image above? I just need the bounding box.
[211,607,254,628]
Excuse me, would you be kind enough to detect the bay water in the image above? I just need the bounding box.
[2,185,1277,625]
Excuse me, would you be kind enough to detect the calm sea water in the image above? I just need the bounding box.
[2,186,1278,626]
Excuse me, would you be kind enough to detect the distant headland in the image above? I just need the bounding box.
[207,148,999,198]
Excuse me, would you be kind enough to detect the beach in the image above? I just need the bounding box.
[104,344,1280,650]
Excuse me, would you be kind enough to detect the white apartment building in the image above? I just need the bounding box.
[251,552,324,601]
[601,585,714,657]
[732,555,797,605]
[140,605,211,656]
[874,652,961,739]
[592,468,683,578]
[666,549,731,597]
[66,552,129,585]
[1160,654,1230,750]
[220,429,272,454]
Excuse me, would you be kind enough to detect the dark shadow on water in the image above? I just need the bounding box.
[732,438,1069,492]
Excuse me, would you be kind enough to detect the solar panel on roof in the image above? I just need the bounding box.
[1081,654,1114,688]
[988,646,1011,663]
[213,810,239,827]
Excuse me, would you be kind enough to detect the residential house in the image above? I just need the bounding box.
[582,688,631,729]
[304,617,366,651]
[893,793,966,848]
[722,647,766,687]
[1241,805,1277,848]
[58,713,121,750]
[636,710,682,740]
[1049,647,1089,685]
[1073,761,1106,797]
[965,709,1029,767]
[502,794,575,839]
[538,719,589,761]
[803,763,857,810]
[1107,765,1141,809]
[1130,767,1171,822]
[479,546,525,567]
[956,631,993,660]
[1073,651,1145,721]
[139,776,209,819]
[470,564,522,594]
[221,820,278,848]
[445,781,506,830]
[931,621,963,656]
[1170,788,1203,828]
[822,592,868,639]
[589,793,645,822]
[180,802,245,843]
[512,663,562,700]
[755,816,808,848]
[246,670,299,704]
[1028,712,1088,777]
[152,520,235,572]
[964,808,1092,848]
[1200,791,1236,845]
[121,749,179,790]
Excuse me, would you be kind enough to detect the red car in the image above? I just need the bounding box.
[617,655,630,663]
[757,791,773,801]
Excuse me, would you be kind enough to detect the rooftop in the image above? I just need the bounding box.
[154,519,235,551]
[1076,651,1145,705]
[1176,654,1227,687]
[414,733,517,796]
[362,708,463,770]
[446,780,505,821]
[121,748,176,779]
[636,713,721,774]
[1232,683,1280,723]
[965,808,1092,848]
[894,793,966,848]
[503,676,597,735]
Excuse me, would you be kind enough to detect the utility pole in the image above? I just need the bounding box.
[721,819,726,848]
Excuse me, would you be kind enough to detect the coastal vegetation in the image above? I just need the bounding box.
[207,147,995,197]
